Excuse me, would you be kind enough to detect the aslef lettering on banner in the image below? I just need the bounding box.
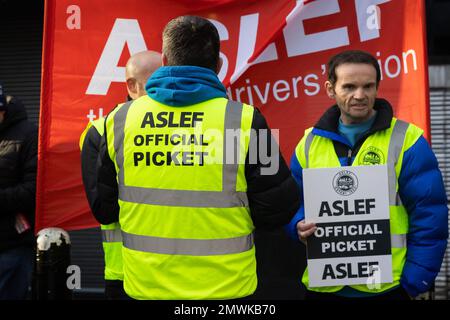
[85,0,391,95]
[303,165,392,287]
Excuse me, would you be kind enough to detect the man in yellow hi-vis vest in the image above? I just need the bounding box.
[96,15,300,300]
[286,50,448,300]
[80,50,161,299]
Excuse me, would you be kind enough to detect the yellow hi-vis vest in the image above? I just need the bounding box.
[295,118,423,294]
[80,118,124,281]
[105,96,256,300]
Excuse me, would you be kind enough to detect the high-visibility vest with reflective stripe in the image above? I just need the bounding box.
[105,96,256,300]
[80,118,124,281]
[101,222,123,281]
[295,118,423,294]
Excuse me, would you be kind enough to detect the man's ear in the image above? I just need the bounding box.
[126,78,137,96]
[216,57,223,75]
[162,53,168,66]
[325,81,335,99]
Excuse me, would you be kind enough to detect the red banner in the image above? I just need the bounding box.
[37,0,429,232]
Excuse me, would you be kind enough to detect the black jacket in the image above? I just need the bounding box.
[0,98,37,252]
[90,106,300,230]
[80,121,114,224]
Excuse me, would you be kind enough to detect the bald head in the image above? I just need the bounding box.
[125,50,162,99]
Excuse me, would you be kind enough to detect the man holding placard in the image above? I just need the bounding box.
[286,50,448,300]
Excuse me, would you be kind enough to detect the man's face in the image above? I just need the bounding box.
[325,63,378,125]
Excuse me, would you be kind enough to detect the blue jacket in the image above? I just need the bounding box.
[286,99,448,297]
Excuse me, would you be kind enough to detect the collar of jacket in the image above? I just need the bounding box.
[311,98,394,146]
[145,65,227,107]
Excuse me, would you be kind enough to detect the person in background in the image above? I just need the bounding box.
[96,15,300,300]
[80,50,161,300]
[286,50,448,300]
[0,83,37,300]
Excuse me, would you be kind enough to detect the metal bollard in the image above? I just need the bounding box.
[33,228,72,300]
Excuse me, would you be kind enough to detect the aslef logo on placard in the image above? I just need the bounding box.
[332,170,358,196]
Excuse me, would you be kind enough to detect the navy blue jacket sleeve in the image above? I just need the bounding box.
[284,153,306,242]
[398,136,448,297]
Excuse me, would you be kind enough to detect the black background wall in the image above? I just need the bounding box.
[426,0,450,65]
[0,0,43,124]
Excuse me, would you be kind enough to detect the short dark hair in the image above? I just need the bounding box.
[162,16,220,72]
[327,50,381,87]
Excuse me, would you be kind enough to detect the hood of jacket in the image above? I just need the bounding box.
[145,66,227,107]
[0,97,28,134]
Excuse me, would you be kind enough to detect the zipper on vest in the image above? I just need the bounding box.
[347,149,352,166]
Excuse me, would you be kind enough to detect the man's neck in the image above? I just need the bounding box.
[340,109,375,125]
[338,111,377,146]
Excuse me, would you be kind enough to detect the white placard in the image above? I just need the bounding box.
[303,165,392,287]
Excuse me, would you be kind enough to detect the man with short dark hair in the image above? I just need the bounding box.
[286,50,448,300]
[162,16,220,72]
[0,83,37,300]
[97,15,300,300]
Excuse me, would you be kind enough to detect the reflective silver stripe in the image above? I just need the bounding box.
[116,100,249,208]
[102,229,123,243]
[113,101,133,185]
[391,234,407,248]
[223,100,244,201]
[119,185,248,208]
[387,120,409,206]
[304,132,314,168]
[122,231,254,256]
